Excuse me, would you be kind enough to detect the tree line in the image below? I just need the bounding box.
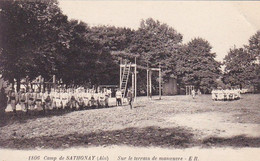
[0,0,259,94]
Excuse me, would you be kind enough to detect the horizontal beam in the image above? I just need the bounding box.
[150,68,160,71]
[120,64,137,67]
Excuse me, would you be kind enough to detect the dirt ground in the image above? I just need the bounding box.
[0,94,259,149]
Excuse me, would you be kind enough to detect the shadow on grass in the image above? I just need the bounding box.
[0,105,118,128]
[202,135,260,148]
[0,126,195,149]
[2,125,259,150]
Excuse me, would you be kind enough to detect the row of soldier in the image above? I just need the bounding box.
[6,87,111,115]
[211,89,241,101]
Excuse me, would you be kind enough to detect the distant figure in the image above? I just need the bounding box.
[18,88,27,112]
[127,89,133,109]
[44,91,52,114]
[35,88,43,112]
[105,93,109,108]
[27,88,35,114]
[8,88,17,115]
[191,89,195,99]
[197,89,201,95]
[107,89,112,98]
[116,89,122,106]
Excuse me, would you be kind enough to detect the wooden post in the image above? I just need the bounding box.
[119,58,122,90]
[120,66,122,90]
[53,75,56,90]
[147,65,149,98]
[132,72,134,93]
[149,70,152,99]
[134,57,137,102]
[159,65,161,100]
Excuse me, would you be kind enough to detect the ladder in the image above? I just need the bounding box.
[120,63,131,99]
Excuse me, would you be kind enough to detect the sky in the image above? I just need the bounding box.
[58,1,260,62]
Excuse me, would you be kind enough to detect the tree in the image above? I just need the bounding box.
[223,31,260,92]
[223,46,260,91]
[118,18,183,93]
[87,26,134,86]
[248,31,260,61]
[176,38,221,93]
[0,0,69,91]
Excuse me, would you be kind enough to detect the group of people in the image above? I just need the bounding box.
[116,88,134,109]
[6,87,111,115]
[211,89,241,101]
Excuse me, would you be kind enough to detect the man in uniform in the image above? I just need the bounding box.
[18,88,27,113]
[77,88,85,110]
[8,88,17,115]
[191,89,196,99]
[115,89,122,106]
[105,92,109,108]
[61,88,69,110]
[127,88,133,109]
[98,91,105,108]
[54,89,62,110]
[35,88,44,114]
[69,89,78,110]
[50,88,56,111]
[83,89,90,108]
[27,88,35,114]
[43,90,52,114]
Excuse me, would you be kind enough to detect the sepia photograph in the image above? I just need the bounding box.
[0,0,260,161]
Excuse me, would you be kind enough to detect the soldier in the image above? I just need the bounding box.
[35,88,44,114]
[77,88,85,110]
[218,89,224,101]
[69,89,78,110]
[50,88,56,110]
[90,94,96,108]
[212,89,216,100]
[8,88,17,115]
[54,89,62,110]
[191,89,196,99]
[61,88,69,110]
[27,88,35,114]
[197,89,202,95]
[105,92,109,108]
[83,89,90,108]
[18,88,27,113]
[127,88,133,109]
[43,90,52,114]
[98,92,105,108]
[116,89,122,106]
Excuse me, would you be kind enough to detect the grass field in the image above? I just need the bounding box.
[0,94,259,149]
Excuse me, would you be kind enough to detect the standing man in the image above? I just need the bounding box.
[27,88,35,114]
[115,89,122,106]
[18,88,27,113]
[105,92,109,108]
[61,88,69,110]
[35,88,43,114]
[8,88,17,115]
[191,89,196,99]
[43,90,52,114]
[55,88,62,110]
[77,88,84,110]
[127,88,133,109]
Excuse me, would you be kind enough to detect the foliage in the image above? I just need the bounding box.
[223,36,260,91]
[176,38,221,93]
[0,0,69,90]
[0,2,224,94]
